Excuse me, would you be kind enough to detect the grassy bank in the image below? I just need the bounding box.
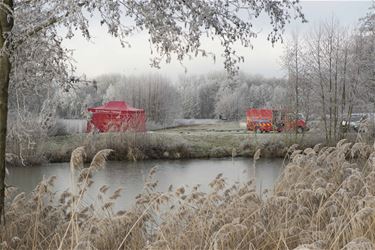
[3,140,375,249]
[41,130,326,163]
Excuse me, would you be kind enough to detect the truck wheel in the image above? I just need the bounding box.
[297,127,303,133]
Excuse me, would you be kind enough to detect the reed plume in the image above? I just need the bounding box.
[4,142,375,249]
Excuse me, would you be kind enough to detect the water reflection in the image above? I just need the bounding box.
[7,158,282,210]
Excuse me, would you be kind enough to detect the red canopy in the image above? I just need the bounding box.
[87,101,146,132]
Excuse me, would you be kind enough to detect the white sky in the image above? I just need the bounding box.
[62,1,373,82]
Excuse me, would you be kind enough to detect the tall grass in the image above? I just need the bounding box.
[2,140,375,249]
[44,132,194,163]
[42,129,331,164]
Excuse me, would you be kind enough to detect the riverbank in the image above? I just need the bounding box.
[41,122,327,163]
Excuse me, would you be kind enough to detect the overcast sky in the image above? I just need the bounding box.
[62,1,374,82]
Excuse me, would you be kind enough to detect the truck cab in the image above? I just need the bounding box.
[282,113,307,133]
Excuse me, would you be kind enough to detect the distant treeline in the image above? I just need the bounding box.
[57,72,289,124]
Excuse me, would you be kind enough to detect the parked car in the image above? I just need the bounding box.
[341,113,372,132]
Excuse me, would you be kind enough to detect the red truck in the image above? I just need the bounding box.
[246,108,308,133]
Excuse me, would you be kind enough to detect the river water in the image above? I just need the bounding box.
[7,158,283,210]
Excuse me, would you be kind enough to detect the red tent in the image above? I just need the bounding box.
[86,101,146,132]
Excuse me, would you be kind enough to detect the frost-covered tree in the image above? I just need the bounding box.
[0,0,305,221]
[358,3,375,109]
[102,74,181,124]
[282,5,375,142]
[283,21,352,142]
[179,76,201,118]
[179,72,287,120]
[282,31,303,119]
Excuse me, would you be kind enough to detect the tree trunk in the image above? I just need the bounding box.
[294,38,299,136]
[328,34,333,143]
[0,52,10,225]
[333,33,339,141]
[317,38,328,142]
[340,46,348,138]
[0,0,13,224]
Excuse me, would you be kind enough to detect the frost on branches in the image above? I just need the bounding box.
[7,0,306,73]
[0,0,305,220]
[0,0,306,165]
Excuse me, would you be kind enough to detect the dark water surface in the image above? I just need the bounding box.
[7,158,283,210]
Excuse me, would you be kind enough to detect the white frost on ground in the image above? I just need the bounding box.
[239,121,247,128]
[57,119,87,134]
[174,119,222,126]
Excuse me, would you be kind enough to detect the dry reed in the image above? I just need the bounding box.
[2,141,375,249]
